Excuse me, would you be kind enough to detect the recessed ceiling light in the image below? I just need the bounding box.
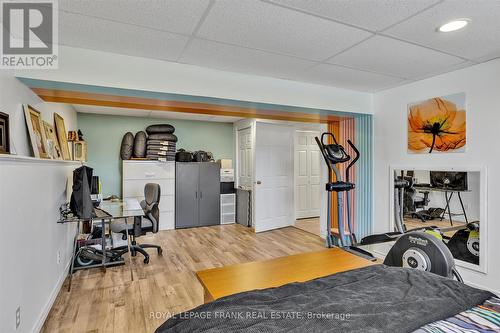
[437,19,469,32]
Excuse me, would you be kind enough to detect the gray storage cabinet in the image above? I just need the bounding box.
[176,162,220,228]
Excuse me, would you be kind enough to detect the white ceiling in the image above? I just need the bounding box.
[73,104,242,123]
[58,0,500,92]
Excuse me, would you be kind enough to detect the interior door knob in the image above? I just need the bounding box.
[256,181,262,185]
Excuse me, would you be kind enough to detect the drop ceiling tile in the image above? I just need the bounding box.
[269,0,441,31]
[180,38,316,79]
[410,60,475,81]
[384,0,500,61]
[329,35,464,78]
[59,0,211,35]
[291,63,405,92]
[197,0,372,61]
[59,12,189,62]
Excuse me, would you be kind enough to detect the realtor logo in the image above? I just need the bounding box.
[1,0,58,68]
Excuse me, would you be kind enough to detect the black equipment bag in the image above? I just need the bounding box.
[193,151,209,162]
[175,149,193,162]
[70,166,96,219]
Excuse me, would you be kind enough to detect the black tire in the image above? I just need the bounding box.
[146,124,175,135]
[75,255,94,267]
[120,132,134,160]
[133,131,147,158]
[147,133,178,142]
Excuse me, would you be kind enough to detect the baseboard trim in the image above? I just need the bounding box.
[464,281,500,297]
[32,260,71,333]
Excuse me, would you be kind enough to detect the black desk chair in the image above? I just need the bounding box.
[403,176,431,222]
[111,183,163,264]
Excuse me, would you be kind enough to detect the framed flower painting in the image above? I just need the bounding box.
[407,93,466,154]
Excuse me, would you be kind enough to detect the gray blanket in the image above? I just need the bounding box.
[156,265,493,333]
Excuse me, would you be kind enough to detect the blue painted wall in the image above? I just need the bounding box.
[77,113,235,197]
[355,114,374,239]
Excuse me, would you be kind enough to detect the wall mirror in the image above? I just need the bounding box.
[391,166,486,272]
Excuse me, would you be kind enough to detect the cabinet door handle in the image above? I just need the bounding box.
[200,191,203,199]
[195,191,198,198]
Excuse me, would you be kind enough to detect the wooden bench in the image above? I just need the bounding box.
[196,248,376,303]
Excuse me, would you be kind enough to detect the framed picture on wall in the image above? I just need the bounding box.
[23,105,49,159]
[71,141,87,161]
[407,93,466,154]
[43,121,62,160]
[54,112,71,160]
[0,112,9,154]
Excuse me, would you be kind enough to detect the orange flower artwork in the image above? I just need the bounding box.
[408,93,466,154]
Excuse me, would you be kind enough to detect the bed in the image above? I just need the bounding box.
[156,265,497,333]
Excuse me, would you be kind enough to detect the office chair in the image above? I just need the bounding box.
[402,176,431,222]
[111,183,163,264]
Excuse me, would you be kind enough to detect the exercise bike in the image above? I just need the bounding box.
[316,132,463,281]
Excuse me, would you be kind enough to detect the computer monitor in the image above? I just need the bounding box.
[429,171,468,191]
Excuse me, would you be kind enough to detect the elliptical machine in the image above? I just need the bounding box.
[316,132,463,281]
[394,177,409,233]
[314,133,375,260]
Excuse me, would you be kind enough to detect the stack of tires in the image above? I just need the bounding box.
[145,124,177,162]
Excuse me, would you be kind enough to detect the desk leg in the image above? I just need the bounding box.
[68,220,80,292]
[441,191,449,221]
[457,192,469,224]
[125,217,134,281]
[441,191,454,226]
[101,219,106,273]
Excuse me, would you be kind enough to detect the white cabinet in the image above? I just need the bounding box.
[123,161,175,230]
[221,193,236,224]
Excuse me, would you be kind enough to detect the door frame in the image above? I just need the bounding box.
[234,119,328,237]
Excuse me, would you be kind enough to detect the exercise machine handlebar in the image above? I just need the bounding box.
[346,139,359,183]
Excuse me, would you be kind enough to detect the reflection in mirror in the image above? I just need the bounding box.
[394,169,480,266]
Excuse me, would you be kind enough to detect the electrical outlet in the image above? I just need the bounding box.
[15,306,20,330]
[57,250,61,265]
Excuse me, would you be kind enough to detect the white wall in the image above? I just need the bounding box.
[0,71,79,332]
[0,71,77,157]
[0,157,79,333]
[14,45,372,114]
[374,58,500,293]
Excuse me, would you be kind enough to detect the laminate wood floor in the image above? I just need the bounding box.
[404,217,466,237]
[294,217,320,236]
[42,224,324,333]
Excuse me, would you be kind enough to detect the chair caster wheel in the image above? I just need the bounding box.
[158,248,163,255]
[143,257,150,264]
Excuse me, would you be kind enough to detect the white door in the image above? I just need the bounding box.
[295,131,321,219]
[254,122,293,232]
[237,127,253,189]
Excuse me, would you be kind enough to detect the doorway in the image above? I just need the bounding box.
[294,130,321,236]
